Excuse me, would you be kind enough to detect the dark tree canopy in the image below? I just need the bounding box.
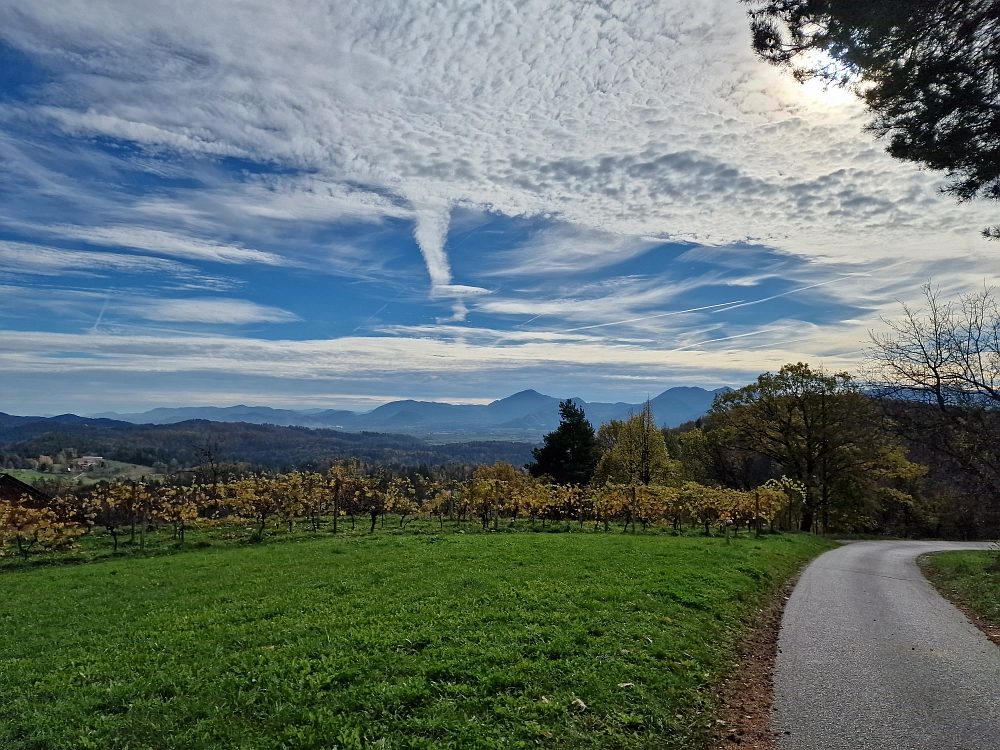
[527,400,600,486]
[746,0,1000,237]
[710,363,916,532]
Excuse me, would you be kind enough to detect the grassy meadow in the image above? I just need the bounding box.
[924,549,1000,624]
[0,530,834,750]
[5,461,163,488]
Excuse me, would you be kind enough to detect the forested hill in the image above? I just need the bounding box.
[0,415,535,470]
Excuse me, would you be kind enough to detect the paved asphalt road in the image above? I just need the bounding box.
[774,540,1000,750]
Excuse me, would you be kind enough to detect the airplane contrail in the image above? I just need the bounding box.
[523,270,868,336]
[560,300,745,333]
[710,275,861,313]
[352,291,403,333]
[90,297,109,333]
[669,327,783,352]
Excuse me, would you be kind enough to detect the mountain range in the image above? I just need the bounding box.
[92,387,728,439]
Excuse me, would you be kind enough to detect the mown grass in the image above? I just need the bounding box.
[0,532,834,750]
[0,515,791,572]
[924,549,1000,624]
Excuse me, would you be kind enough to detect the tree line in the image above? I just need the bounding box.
[533,284,1000,537]
[0,421,534,474]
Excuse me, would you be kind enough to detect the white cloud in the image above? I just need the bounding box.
[1,0,999,410]
[0,326,863,386]
[52,225,288,266]
[3,0,995,270]
[0,240,195,276]
[126,298,299,324]
[0,135,413,284]
[214,176,411,225]
[411,203,491,312]
[412,202,454,289]
[487,226,662,276]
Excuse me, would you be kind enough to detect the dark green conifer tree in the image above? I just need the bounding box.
[527,400,600,485]
[746,0,1000,238]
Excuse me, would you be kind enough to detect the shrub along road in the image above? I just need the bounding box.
[774,541,1000,750]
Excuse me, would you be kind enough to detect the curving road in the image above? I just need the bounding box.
[774,540,1000,750]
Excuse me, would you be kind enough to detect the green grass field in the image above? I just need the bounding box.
[0,531,834,750]
[924,549,1000,624]
[6,461,163,488]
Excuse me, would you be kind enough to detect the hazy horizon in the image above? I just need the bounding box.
[6,383,735,420]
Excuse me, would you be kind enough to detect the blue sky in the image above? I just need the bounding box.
[1,1,997,415]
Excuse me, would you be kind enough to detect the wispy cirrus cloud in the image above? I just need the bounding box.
[484,225,662,277]
[0,240,196,276]
[0,324,861,386]
[49,226,288,266]
[125,297,299,325]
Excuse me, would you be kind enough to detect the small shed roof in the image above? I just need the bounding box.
[0,473,51,506]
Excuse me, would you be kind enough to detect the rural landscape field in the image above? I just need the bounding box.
[0,529,834,749]
[3,0,1000,748]
[3,354,999,748]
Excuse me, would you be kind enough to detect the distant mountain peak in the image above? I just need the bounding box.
[77,384,730,437]
[494,389,546,401]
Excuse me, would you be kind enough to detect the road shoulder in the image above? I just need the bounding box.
[920,550,1000,649]
[710,569,804,750]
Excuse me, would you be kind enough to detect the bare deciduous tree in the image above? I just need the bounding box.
[866,284,1000,522]
[868,284,1000,408]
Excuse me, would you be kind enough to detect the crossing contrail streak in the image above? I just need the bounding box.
[559,301,745,333]
[553,273,865,336]
[711,276,858,313]
[670,327,783,352]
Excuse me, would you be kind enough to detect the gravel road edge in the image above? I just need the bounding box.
[709,567,806,749]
